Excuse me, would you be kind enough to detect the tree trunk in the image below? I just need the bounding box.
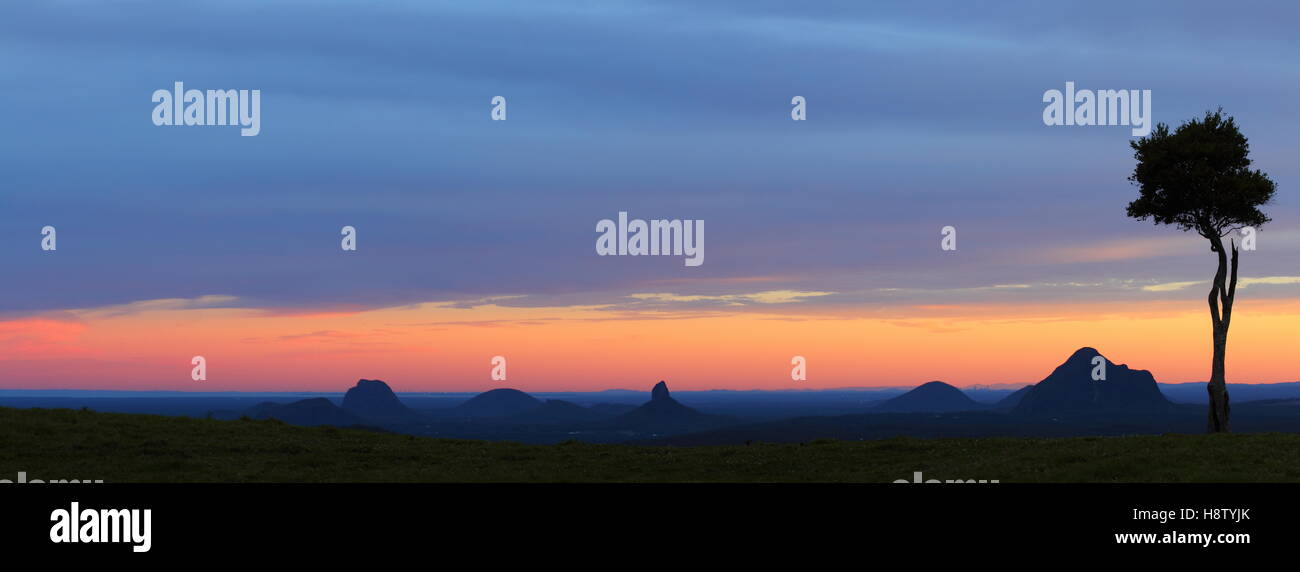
[1207,324,1230,432]
[1205,236,1237,433]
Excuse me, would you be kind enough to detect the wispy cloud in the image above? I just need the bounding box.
[1140,276,1300,292]
[1141,281,1203,292]
[70,295,244,319]
[1241,277,1300,288]
[627,290,836,305]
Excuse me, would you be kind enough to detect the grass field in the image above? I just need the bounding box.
[4,406,1300,482]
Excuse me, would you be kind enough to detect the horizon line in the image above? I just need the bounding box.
[3,379,1298,397]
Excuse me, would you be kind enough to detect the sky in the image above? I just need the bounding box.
[1,1,1298,391]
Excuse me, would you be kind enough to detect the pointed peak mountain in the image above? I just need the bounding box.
[601,380,732,434]
[1054,347,1110,373]
[1066,347,1103,362]
[1013,347,1171,415]
[651,381,672,402]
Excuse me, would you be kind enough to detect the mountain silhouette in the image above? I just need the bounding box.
[875,381,985,413]
[248,397,369,427]
[607,381,732,433]
[452,388,543,418]
[1013,347,1172,416]
[341,379,421,423]
[651,381,671,401]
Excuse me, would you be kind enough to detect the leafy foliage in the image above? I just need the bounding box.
[1127,109,1275,238]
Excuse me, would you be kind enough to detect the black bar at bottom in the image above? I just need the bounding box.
[2,483,1278,559]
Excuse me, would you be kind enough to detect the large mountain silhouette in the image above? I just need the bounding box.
[451,388,543,418]
[1013,347,1172,415]
[248,398,369,427]
[606,381,733,433]
[875,381,985,413]
[341,379,421,423]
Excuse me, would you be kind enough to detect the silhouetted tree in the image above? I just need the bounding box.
[1127,109,1276,433]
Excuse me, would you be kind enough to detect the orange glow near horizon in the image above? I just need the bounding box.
[1,298,1298,392]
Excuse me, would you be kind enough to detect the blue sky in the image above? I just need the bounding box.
[3,0,1298,317]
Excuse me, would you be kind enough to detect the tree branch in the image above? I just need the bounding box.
[1224,239,1239,330]
[1208,234,1228,328]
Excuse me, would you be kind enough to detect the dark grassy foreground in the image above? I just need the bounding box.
[4,407,1300,482]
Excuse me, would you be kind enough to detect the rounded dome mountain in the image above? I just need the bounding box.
[453,388,542,418]
[875,381,983,413]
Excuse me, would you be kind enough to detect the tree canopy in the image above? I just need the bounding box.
[1126,109,1275,240]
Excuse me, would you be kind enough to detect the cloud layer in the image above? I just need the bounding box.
[3,0,1297,319]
